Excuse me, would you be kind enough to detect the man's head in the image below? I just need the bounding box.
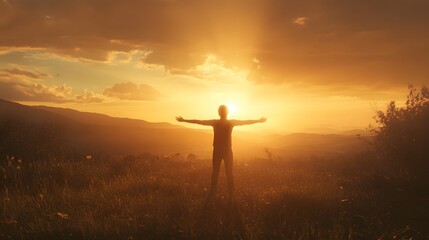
[218,105,228,119]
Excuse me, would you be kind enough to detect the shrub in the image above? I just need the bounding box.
[371,86,429,176]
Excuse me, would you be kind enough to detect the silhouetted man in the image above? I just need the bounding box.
[176,105,266,199]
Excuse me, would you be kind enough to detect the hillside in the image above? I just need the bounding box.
[34,105,179,129]
[0,99,212,157]
[0,99,369,159]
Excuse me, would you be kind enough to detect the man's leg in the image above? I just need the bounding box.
[224,149,234,196]
[208,149,222,199]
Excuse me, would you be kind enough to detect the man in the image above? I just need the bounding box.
[176,105,266,199]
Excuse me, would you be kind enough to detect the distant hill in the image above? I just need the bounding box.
[0,99,73,124]
[34,105,179,129]
[0,99,212,158]
[0,99,370,160]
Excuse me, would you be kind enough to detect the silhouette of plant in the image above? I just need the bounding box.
[371,85,429,176]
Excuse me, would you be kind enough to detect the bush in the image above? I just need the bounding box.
[371,86,429,176]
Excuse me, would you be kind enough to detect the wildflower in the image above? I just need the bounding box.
[56,212,69,219]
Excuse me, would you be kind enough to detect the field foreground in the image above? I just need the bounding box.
[1,152,429,239]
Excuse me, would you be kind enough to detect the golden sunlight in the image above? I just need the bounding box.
[226,102,238,116]
[2,1,429,238]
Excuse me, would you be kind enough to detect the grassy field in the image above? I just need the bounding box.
[1,151,429,239]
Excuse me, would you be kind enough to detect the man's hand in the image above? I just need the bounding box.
[176,116,184,122]
[259,117,267,123]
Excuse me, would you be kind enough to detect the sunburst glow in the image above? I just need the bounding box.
[0,0,422,133]
[226,102,237,116]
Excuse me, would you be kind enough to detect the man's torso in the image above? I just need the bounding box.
[212,119,234,149]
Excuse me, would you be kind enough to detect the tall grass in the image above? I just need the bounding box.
[1,152,428,239]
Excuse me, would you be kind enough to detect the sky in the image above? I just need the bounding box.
[1,0,428,133]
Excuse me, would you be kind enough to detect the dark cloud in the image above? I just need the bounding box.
[1,0,429,88]
[103,82,162,101]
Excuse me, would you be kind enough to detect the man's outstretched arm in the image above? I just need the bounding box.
[176,116,214,126]
[232,117,267,126]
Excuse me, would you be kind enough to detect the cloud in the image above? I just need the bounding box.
[171,55,248,84]
[2,67,50,79]
[1,0,429,89]
[106,51,133,64]
[0,81,71,103]
[0,67,104,103]
[75,89,104,103]
[103,82,162,101]
[0,67,69,102]
[293,17,308,26]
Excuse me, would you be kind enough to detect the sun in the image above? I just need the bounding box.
[227,102,237,116]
